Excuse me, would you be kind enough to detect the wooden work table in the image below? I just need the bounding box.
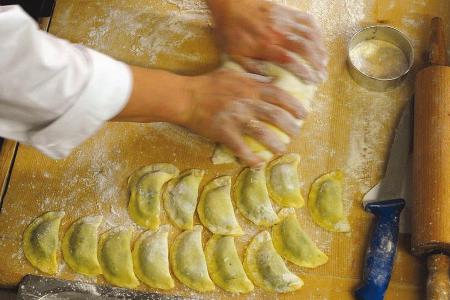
[0,1,449,299]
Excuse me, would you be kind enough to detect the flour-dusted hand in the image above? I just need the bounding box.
[180,68,306,167]
[114,65,306,168]
[207,0,328,83]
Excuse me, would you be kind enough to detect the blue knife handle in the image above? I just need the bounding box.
[355,199,405,300]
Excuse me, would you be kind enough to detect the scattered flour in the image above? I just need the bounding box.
[306,0,369,42]
[82,0,212,66]
[165,0,208,10]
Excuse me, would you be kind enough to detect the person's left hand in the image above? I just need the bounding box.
[207,0,328,84]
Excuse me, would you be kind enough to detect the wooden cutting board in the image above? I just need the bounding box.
[0,0,449,299]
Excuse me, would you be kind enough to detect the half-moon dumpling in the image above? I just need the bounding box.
[244,231,303,293]
[198,176,242,236]
[205,235,254,293]
[62,215,102,276]
[128,164,179,229]
[212,131,289,165]
[170,225,215,292]
[266,153,304,208]
[272,208,328,268]
[234,167,279,227]
[308,171,350,232]
[23,211,65,274]
[98,227,139,288]
[211,145,237,165]
[163,169,204,230]
[132,225,174,290]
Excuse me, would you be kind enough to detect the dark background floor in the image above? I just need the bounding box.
[0,0,55,20]
[0,289,16,299]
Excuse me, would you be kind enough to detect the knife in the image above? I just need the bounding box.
[355,99,413,300]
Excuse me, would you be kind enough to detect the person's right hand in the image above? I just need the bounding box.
[179,68,307,167]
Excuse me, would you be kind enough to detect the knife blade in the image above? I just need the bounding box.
[355,99,413,300]
[362,98,413,233]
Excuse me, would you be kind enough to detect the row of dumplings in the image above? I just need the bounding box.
[22,208,326,293]
[22,152,349,293]
[129,153,350,234]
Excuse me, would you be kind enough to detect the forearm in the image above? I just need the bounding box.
[112,66,191,125]
[206,0,226,9]
[206,0,229,21]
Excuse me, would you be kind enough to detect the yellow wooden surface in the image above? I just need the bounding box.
[1,0,449,299]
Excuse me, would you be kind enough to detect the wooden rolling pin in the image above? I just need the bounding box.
[412,17,450,300]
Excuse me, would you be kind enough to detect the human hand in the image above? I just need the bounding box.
[180,68,307,166]
[114,66,306,167]
[207,0,328,84]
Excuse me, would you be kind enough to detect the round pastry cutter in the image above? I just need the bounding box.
[348,25,414,91]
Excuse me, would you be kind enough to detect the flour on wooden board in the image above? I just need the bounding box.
[145,122,210,150]
[83,0,211,65]
[165,0,207,10]
[137,10,211,64]
[305,0,368,40]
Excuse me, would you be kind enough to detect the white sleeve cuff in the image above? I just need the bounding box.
[28,48,132,158]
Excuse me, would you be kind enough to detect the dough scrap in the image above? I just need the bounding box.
[132,225,174,290]
[234,167,279,227]
[266,153,304,208]
[98,227,139,288]
[62,215,102,276]
[212,55,316,164]
[170,225,215,292]
[23,211,65,275]
[308,171,350,232]
[198,176,243,236]
[272,208,328,268]
[128,164,179,229]
[244,231,303,293]
[163,169,204,230]
[205,235,254,294]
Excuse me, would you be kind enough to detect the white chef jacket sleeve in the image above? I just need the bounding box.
[0,5,133,158]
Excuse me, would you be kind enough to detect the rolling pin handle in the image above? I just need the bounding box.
[427,254,450,300]
[429,17,448,66]
[355,199,405,300]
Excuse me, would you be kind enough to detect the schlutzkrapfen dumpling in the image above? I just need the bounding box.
[272,208,328,268]
[234,167,279,227]
[170,225,215,292]
[132,225,174,290]
[128,164,179,229]
[62,215,102,276]
[198,176,242,236]
[266,153,304,208]
[23,211,65,274]
[98,227,139,288]
[308,171,350,232]
[205,235,254,293]
[163,169,204,230]
[244,231,303,292]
